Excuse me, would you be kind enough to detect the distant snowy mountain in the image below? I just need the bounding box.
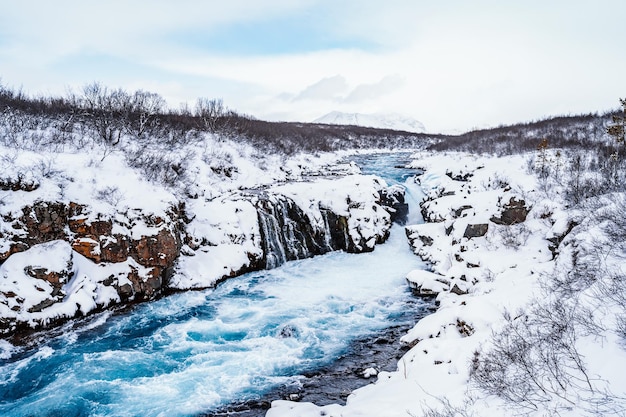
[313,111,426,133]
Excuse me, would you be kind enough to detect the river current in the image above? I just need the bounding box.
[0,152,428,417]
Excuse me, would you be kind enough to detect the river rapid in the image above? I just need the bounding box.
[0,152,430,417]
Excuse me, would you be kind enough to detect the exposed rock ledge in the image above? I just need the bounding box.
[0,174,401,337]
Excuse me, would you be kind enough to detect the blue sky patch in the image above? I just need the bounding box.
[171,15,379,55]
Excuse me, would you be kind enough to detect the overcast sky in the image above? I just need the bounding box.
[1,1,624,133]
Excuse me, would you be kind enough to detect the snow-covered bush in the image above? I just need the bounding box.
[563,151,602,205]
[125,145,195,188]
[471,299,598,414]
[496,222,530,249]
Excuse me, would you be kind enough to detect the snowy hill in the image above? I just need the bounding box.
[313,111,426,133]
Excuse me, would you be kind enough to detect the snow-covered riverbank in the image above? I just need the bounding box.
[0,152,432,417]
[0,135,404,337]
[269,151,626,417]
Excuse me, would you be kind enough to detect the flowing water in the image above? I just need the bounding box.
[0,152,428,417]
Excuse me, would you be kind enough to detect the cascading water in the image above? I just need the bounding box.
[256,192,365,271]
[0,152,429,417]
[257,200,289,269]
[256,194,331,269]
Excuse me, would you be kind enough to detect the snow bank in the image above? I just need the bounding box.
[1,136,397,335]
[0,240,149,332]
[269,152,626,417]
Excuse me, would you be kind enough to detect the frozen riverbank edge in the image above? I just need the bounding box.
[268,151,626,417]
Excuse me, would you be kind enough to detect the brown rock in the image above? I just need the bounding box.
[463,223,489,239]
[68,204,113,237]
[100,234,130,263]
[0,242,29,262]
[28,298,56,313]
[90,220,114,236]
[24,266,63,286]
[450,283,469,295]
[23,251,73,295]
[452,205,473,219]
[491,197,529,225]
[0,176,39,192]
[126,266,163,300]
[68,217,89,235]
[68,202,87,219]
[131,229,180,268]
[71,238,101,263]
[20,201,68,244]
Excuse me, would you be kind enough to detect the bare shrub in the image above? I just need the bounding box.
[125,147,194,188]
[77,82,131,145]
[195,98,225,132]
[607,98,626,153]
[33,157,62,179]
[498,223,530,249]
[480,172,509,191]
[547,247,599,297]
[594,268,626,345]
[595,194,626,252]
[471,299,613,414]
[416,396,476,417]
[96,185,124,207]
[201,145,239,178]
[617,316,626,342]
[128,90,166,138]
[564,152,604,205]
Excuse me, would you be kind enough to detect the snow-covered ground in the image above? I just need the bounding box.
[0,134,396,335]
[2,117,625,417]
[268,151,626,417]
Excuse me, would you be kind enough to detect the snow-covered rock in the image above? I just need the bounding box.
[0,162,400,335]
[405,269,449,296]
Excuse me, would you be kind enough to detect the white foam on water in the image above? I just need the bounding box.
[0,339,17,360]
[0,345,55,392]
[0,156,429,416]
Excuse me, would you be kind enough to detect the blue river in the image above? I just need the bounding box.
[0,152,428,417]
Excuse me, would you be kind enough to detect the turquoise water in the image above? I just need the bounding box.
[0,153,426,417]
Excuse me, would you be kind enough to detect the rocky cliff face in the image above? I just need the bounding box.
[1,201,182,301]
[0,176,404,337]
[0,200,184,335]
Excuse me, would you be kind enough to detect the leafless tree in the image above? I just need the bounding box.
[194,97,224,132]
[128,90,166,138]
[607,99,626,152]
[78,82,131,148]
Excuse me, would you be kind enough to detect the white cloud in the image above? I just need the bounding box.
[0,0,625,133]
[343,75,405,103]
[293,75,349,101]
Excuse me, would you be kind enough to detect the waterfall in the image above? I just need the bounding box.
[257,204,288,269]
[320,208,351,252]
[256,194,327,269]
[256,183,407,269]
